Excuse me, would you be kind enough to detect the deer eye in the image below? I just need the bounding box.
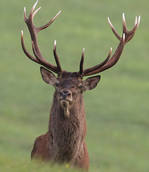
[55,82,59,87]
[70,86,76,89]
[78,83,83,89]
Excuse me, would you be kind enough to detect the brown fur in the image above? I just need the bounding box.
[30,72,98,171]
[22,2,139,170]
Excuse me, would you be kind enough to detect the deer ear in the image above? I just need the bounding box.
[82,75,101,91]
[40,67,59,86]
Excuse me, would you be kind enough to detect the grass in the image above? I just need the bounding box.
[0,0,149,171]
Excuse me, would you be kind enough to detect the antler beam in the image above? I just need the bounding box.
[81,13,140,76]
[21,0,62,74]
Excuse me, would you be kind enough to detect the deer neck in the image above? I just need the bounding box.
[48,93,86,162]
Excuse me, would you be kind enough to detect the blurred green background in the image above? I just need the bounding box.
[0,0,149,171]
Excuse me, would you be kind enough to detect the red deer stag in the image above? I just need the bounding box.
[21,0,140,170]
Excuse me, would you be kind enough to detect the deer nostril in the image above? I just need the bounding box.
[63,90,69,94]
[67,93,71,96]
[60,90,72,98]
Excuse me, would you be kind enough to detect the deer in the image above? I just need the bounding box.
[21,0,140,171]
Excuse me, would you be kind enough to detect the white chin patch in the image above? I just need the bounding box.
[60,100,70,118]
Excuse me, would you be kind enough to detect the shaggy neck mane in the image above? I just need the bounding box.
[48,92,86,162]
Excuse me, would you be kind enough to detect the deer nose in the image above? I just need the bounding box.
[60,89,72,99]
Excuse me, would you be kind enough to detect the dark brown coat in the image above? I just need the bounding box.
[31,71,101,170]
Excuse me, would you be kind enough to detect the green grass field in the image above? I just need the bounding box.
[0,0,149,171]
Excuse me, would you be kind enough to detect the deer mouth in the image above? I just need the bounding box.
[60,100,71,118]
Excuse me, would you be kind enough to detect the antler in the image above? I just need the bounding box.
[80,13,140,76]
[21,0,62,74]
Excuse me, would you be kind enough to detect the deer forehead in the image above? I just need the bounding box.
[58,76,82,89]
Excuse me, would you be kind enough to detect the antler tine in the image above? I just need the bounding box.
[38,10,62,32]
[124,15,141,43]
[53,40,62,73]
[32,0,38,12]
[122,13,127,32]
[108,17,121,41]
[137,16,141,27]
[134,16,141,28]
[83,47,112,76]
[32,7,41,19]
[87,34,125,75]
[31,42,58,73]
[24,0,40,22]
[21,30,40,64]
[79,48,85,76]
[21,1,63,74]
[24,7,27,21]
[82,14,139,76]
[135,16,138,26]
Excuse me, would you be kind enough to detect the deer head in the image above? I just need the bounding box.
[21,0,140,118]
[40,67,100,118]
